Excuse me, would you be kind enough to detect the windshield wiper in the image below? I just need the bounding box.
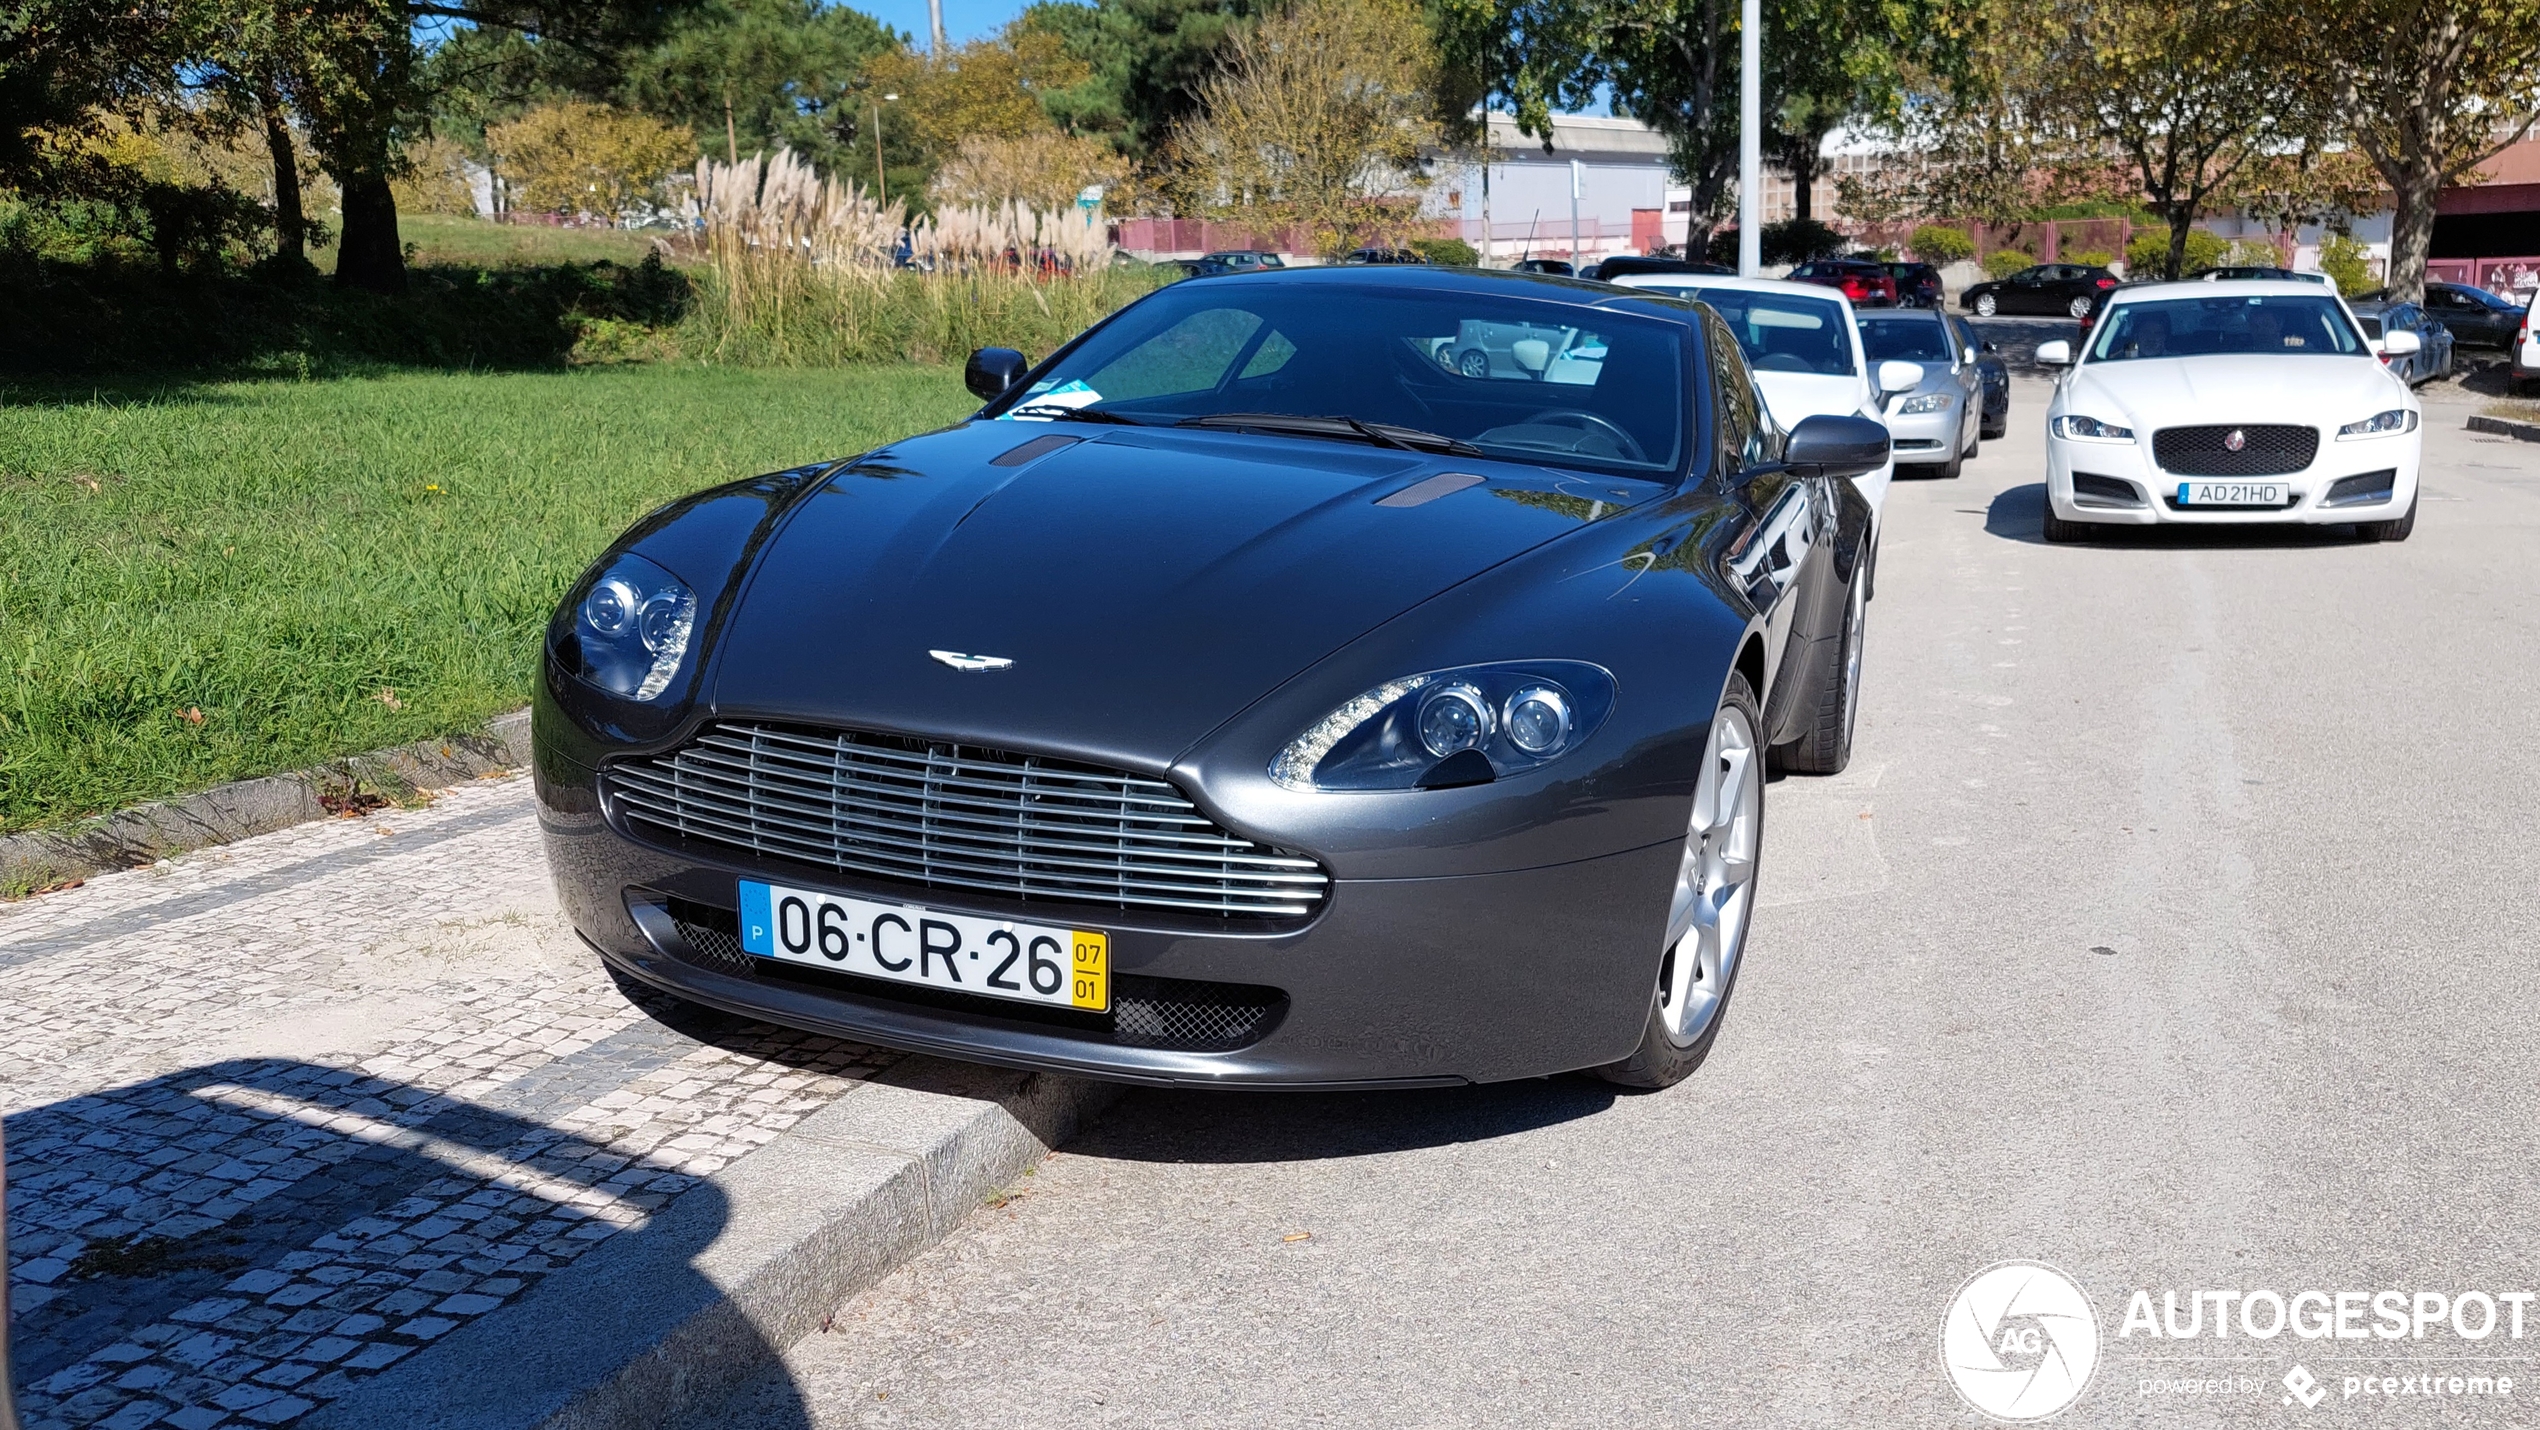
[1177,412,1481,456]
[1007,403,1141,425]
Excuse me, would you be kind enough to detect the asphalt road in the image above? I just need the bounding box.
[715,374,2540,1429]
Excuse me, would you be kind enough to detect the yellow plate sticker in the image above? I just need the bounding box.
[1070,931,1109,1011]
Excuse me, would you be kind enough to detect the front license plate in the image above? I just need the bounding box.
[2176,481,2288,506]
[737,880,1108,1012]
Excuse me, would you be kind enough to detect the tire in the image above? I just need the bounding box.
[1454,348,1490,379]
[1774,556,1866,776]
[1982,412,2008,441]
[1596,673,1764,1089]
[1974,293,1998,317]
[2359,492,2418,542]
[2041,492,2088,543]
[2068,295,2093,318]
[1933,439,1964,479]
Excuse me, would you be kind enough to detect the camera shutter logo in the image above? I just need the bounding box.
[1940,1261,2100,1420]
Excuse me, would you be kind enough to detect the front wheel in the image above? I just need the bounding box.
[2041,493,2088,543]
[1454,348,1490,379]
[1596,674,1764,1089]
[1974,293,1998,317]
[2358,493,2417,542]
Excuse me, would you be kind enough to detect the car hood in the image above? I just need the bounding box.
[706,422,1657,766]
[1753,371,1873,425]
[2063,355,2408,428]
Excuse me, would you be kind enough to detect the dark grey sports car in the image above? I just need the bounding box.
[534,267,1887,1089]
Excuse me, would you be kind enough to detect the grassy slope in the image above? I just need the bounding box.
[0,365,976,833]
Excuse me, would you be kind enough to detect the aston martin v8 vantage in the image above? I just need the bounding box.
[534,267,1889,1089]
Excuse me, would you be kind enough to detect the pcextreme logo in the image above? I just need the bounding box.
[1941,1261,2101,1421]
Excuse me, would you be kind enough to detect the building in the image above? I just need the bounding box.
[1437,113,1677,267]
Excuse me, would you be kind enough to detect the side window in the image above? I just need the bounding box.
[1703,311,1767,473]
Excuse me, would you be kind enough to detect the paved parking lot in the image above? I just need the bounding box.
[0,777,899,1430]
[705,376,2540,1428]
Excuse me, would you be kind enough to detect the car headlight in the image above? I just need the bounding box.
[567,552,696,701]
[1270,661,1616,791]
[2337,409,2418,438]
[1896,392,1953,414]
[2052,414,2134,440]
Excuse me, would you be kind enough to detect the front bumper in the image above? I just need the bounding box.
[2044,428,2421,526]
[1884,400,1962,461]
[538,757,1679,1087]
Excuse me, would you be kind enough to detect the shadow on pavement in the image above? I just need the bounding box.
[1986,482,2368,550]
[1072,1077,1619,1166]
[2,1057,811,1430]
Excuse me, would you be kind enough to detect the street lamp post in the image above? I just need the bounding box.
[1739,0,1761,276]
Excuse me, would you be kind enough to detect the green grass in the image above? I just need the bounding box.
[0,364,977,834]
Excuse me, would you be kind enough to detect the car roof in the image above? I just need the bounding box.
[2105,279,2346,301]
[1183,263,1712,323]
[1606,272,1858,308]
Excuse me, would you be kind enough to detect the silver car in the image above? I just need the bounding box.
[1858,309,1984,478]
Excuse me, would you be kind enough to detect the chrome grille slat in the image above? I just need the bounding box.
[611,722,1330,918]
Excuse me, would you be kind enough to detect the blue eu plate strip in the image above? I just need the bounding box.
[2177,483,2191,504]
[737,880,775,956]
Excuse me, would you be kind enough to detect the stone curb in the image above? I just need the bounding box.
[304,1059,1117,1430]
[2467,414,2540,443]
[0,709,533,894]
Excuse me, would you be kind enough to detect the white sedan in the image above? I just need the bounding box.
[2036,281,2423,542]
[1609,274,1925,522]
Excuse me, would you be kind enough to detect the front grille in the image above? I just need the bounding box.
[661,903,1284,1052]
[611,722,1328,919]
[2152,424,2318,476]
[2323,469,2397,507]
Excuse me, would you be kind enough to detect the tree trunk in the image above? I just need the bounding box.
[260,87,305,265]
[2384,162,2442,305]
[2164,209,2192,281]
[333,169,406,293]
[1790,148,1818,224]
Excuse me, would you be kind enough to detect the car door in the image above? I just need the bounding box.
[1705,309,1822,722]
[2001,266,2042,313]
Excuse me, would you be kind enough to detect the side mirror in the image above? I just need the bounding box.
[1982,341,2001,355]
[1510,338,1552,375]
[2377,329,2422,357]
[2035,339,2073,366]
[1783,413,1891,482]
[965,347,1031,401]
[1876,359,1925,395]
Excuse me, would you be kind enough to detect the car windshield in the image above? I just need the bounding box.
[996,283,1687,474]
[1858,316,1955,363]
[2085,295,2368,362]
[1631,286,1854,376]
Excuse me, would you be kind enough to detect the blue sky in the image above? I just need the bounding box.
[862,0,1026,46]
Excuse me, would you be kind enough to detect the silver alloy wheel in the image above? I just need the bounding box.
[2068,295,2092,318]
[1659,702,1761,1045]
[1974,294,1997,317]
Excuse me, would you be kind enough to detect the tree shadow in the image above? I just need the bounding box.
[1987,482,2366,549]
[3,1056,809,1430]
[0,255,690,395]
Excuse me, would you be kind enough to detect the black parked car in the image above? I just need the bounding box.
[1946,311,2009,439]
[1204,250,1286,272]
[534,266,1891,1090]
[1511,258,1574,276]
[2420,281,2528,348]
[1588,255,1735,282]
[1960,262,2119,318]
[1864,259,1945,308]
[1341,247,1427,265]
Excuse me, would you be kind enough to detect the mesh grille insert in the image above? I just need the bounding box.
[2152,424,2319,477]
[610,722,1328,919]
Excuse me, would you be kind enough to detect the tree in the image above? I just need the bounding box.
[2318,0,2540,301]
[1166,0,1443,253]
[929,129,1128,209]
[1018,0,1266,155]
[487,98,692,217]
[1764,0,1919,223]
[623,0,897,168]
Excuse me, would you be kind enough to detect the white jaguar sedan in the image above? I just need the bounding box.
[2036,281,2423,542]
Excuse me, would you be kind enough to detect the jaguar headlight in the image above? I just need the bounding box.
[567,552,696,701]
[2052,414,2133,441]
[1896,392,1953,415]
[1271,661,1615,791]
[2337,409,2417,438]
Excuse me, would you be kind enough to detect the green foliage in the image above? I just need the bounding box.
[0,363,976,831]
[1761,217,1843,265]
[680,265,1168,366]
[2124,224,2224,277]
[1410,236,1478,265]
[625,0,900,167]
[2064,247,2113,267]
[2316,232,2373,295]
[1909,223,1973,263]
[1981,246,2033,279]
[1018,0,1268,154]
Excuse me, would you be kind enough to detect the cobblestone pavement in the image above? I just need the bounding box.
[2,773,902,1430]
